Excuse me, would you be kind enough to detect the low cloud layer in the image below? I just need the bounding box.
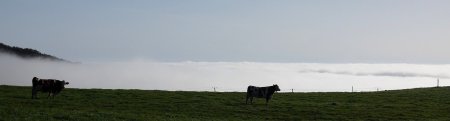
[298,69,449,79]
[1,54,449,92]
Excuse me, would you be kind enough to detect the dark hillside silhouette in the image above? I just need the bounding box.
[0,42,66,62]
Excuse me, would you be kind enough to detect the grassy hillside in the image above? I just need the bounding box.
[1,85,450,120]
[0,43,66,62]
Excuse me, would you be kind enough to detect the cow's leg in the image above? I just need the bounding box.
[266,97,271,105]
[246,93,252,104]
[47,92,51,99]
[250,97,253,104]
[34,92,39,99]
[31,88,35,99]
[52,93,57,99]
[32,88,40,99]
[31,92,34,99]
[51,92,57,99]
[246,96,249,104]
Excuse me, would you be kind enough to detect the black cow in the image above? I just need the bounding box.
[246,84,280,105]
[31,77,69,99]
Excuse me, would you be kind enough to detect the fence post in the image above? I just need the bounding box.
[437,78,440,87]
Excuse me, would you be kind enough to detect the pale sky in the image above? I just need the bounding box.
[1,0,450,63]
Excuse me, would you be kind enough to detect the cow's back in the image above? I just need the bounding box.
[39,79,56,92]
[247,86,267,98]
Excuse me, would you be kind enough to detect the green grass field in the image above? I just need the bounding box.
[1,85,450,121]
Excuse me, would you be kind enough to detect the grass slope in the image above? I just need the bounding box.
[1,85,450,120]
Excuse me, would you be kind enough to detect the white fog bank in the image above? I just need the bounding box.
[1,54,449,92]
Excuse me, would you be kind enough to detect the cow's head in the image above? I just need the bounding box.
[273,84,280,91]
[60,80,69,88]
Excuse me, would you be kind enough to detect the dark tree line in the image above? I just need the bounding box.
[0,42,66,62]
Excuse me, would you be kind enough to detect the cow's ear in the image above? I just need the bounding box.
[65,82,69,85]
